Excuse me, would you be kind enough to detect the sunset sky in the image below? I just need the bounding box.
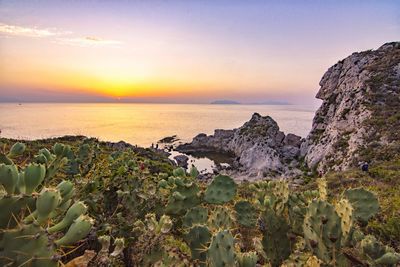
[0,0,399,104]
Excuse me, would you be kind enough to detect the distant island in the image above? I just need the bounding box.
[210,100,240,105]
[210,99,290,105]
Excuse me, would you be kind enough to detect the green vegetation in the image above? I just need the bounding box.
[0,137,399,266]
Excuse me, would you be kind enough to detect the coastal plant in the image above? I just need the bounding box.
[204,174,237,204]
[236,251,258,267]
[343,187,379,224]
[182,206,208,228]
[208,230,236,267]
[302,200,342,265]
[184,225,212,265]
[208,206,234,231]
[234,200,258,228]
[0,142,93,267]
[260,207,292,266]
[165,176,201,215]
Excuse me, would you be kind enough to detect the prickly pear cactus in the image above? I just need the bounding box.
[252,180,289,214]
[165,178,200,215]
[185,225,212,265]
[0,142,94,267]
[173,167,186,177]
[0,224,58,267]
[272,180,289,213]
[182,206,208,228]
[360,235,386,260]
[208,230,235,267]
[260,209,291,267]
[208,206,234,231]
[287,193,308,235]
[234,200,258,228]
[343,188,379,224]
[374,252,400,266]
[335,198,354,245]
[236,251,258,267]
[316,178,327,201]
[204,175,237,204]
[303,200,342,264]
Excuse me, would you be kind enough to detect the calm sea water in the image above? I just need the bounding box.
[0,103,316,147]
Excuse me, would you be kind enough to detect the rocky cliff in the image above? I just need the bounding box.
[178,42,400,178]
[301,42,400,173]
[177,113,303,177]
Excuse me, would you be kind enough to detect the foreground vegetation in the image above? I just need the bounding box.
[0,137,399,266]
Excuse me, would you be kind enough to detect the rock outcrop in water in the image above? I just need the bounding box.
[178,42,400,178]
[301,42,400,173]
[177,113,303,177]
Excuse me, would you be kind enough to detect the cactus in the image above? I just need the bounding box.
[272,180,289,213]
[252,180,289,214]
[36,187,61,224]
[204,175,237,204]
[189,165,199,178]
[173,167,186,177]
[343,188,379,224]
[287,193,308,235]
[185,225,212,265]
[234,200,258,228]
[0,224,58,267]
[48,201,87,233]
[303,200,342,264]
[260,209,291,267]
[208,206,234,231]
[208,230,235,267]
[316,178,327,201]
[374,252,400,266]
[143,213,173,234]
[0,163,19,195]
[236,251,258,267]
[55,214,94,246]
[0,143,93,267]
[8,142,26,158]
[182,206,208,228]
[360,235,386,260]
[335,198,354,245]
[165,178,200,215]
[24,163,46,194]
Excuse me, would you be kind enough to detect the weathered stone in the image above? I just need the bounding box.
[302,42,400,173]
[177,113,304,177]
[173,154,189,169]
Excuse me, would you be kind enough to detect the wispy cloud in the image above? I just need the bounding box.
[0,22,69,38]
[55,36,123,48]
[0,22,122,48]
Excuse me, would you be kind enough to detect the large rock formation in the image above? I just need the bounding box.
[177,113,303,177]
[301,42,400,173]
[177,42,400,178]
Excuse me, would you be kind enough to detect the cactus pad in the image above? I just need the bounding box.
[204,175,237,204]
[183,206,208,228]
[185,225,212,265]
[208,230,235,267]
[234,200,258,228]
[343,188,379,224]
[303,200,342,264]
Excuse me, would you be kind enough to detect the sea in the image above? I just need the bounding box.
[0,103,317,172]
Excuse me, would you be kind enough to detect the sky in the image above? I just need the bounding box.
[0,0,399,104]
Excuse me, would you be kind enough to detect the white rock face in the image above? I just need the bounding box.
[177,113,303,177]
[177,42,400,178]
[301,42,400,173]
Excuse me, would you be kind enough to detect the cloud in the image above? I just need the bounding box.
[55,36,123,48]
[0,22,122,48]
[0,22,69,38]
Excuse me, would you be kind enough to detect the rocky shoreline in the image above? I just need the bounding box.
[175,42,400,180]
